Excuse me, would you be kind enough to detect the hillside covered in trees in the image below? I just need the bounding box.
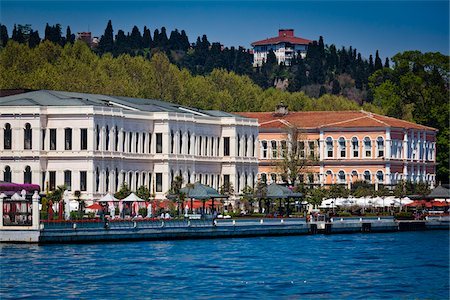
[1,21,387,102]
[0,22,448,183]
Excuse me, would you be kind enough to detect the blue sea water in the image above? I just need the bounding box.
[0,231,448,299]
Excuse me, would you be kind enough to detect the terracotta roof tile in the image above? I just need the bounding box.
[236,111,437,131]
[251,36,312,46]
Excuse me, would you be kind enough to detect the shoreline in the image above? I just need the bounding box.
[1,216,448,244]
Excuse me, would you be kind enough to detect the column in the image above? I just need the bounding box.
[32,191,40,230]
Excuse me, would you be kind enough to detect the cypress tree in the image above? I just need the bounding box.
[0,24,9,47]
[384,57,390,68]
[153,29,160,47]
[159,27,169,48]
[28,30,41,48]
[368,54,374,74]
[66,26,75,44]
[374,50,383,70]
[98,20,114,54]
[266,49,277,65]
[130,25,142,49]
[114,29,128,55]
[142,26,152,48]
[180,30,190,51]
[12,24,26,43]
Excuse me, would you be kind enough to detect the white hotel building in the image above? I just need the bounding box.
[0,90,258,203]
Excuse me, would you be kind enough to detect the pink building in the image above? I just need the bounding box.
[238,105,437,188]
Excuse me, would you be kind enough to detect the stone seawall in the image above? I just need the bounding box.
[1,217,448,243]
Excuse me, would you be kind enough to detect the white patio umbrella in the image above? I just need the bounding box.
[122,193,145,202]
[99,193,119,202]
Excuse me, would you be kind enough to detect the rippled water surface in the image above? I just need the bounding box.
[1,231,448,299]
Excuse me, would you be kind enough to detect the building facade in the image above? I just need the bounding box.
[0,90,259,203]
[238,105,437,188]
[251,29,312,67]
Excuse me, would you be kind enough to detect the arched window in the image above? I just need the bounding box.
[351,137,359,158]
[96,167,100,192]
[244,135,248,157]
[326,137,334,158]
[364,137,372,157]
[142,133,146,153]
[4,123,12,150]
[260,173,267,183]
[337,170,346,184]
[128,132,132,153]
[187,131,191,155]
[135,132,139,153]
[24,123,32,150]
[179,130,183,154]
[338,137,346,158]
[4,166,11,182]
[122,131,126,152]
[105,168,110,192]
[377,137,384,157]
[271,140,278,158]
[105,126,109,151]
[364,170,371,182]
[261,141,268,158]
[65,128,72,150]
[115,126,119,151]
[376,171,384,183]
[252,135,256,157]
[24,166,32,184]
[96,125,100,150]
[270,173,277,183]
[199,136,202,156]
[237,134,241,157]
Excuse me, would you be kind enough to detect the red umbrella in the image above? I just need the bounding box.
[431,200,448,207]
[58,201,63,220]
[86,203,103,210]
[48,200,53,220]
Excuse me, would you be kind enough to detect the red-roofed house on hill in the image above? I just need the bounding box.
[251,29,312,67]
[237,104,438,189]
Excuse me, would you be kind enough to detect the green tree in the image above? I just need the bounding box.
[115,182,132,199]
[277,126,314,186]
[0,24,8,47]
[136,185,150,201]
[331,79,341,95]
[98,20,114,54]
[374,50,383,70]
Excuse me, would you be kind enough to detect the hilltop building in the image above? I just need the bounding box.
[238,104,437,188]
[0,90,258,203]
[251,29,312,67]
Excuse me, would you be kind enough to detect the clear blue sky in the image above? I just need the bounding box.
[1,1,448,59]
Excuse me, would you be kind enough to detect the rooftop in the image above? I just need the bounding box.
[251,29,312,47]
[236,111,437,131]
[0,90,242,119]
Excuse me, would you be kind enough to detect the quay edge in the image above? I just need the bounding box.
[1,217,448,244]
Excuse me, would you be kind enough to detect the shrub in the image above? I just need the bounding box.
[337,212,352,217]
[395,212,414,220]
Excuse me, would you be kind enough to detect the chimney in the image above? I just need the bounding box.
[273,102,288,117]
[279,29,294,37]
